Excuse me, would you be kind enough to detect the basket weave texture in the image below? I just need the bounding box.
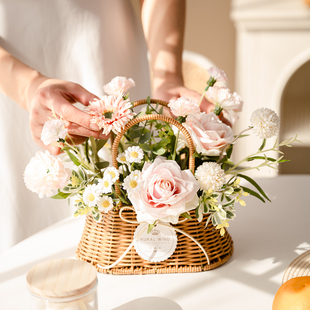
[76,99,234,274]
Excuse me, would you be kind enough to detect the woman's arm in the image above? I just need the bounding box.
[0,46,106,154]
[140,0,213,113]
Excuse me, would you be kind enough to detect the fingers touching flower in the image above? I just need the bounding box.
[195,162,226,191]
[250,108,280,139]
[97,196,114,213]
[86,95,135,135]
[104,167,119,183]
[125,146,144,163]
[206,86,243,125]
[41,119,68,146]
[168,97,200,117]
[83,184,101,207]
[182,112,234,156]
[123,171,142,194]
[24,151,70,198]
[103,76,135,97]
[127,157,200,224]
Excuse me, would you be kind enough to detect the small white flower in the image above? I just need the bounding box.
[83,184,101,207]
[125,146,144,163]
[123,171,142,194]
[168,97,200,117]
[103,76,135,96]
[104,167,119,183]
[207,67,228,84]
[195,162,226,191]
[250,108,280,139]
[98,176,113,194]
[97,196,114,213]
[206,86,243,125]
[116,152,129,165]
[24,151,70,198]
[41,119,68,146]
[130,170,142,179]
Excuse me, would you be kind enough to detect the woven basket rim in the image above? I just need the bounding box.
[282,250,310,283]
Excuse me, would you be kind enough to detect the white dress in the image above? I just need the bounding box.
[0,0,151,254]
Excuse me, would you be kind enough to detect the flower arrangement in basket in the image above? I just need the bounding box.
[24,69,298,274]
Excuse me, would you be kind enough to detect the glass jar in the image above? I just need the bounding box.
[26,259,98,310]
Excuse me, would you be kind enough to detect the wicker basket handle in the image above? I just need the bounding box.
[111,98,195,176]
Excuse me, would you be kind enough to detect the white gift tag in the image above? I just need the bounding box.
[133,223,177,263]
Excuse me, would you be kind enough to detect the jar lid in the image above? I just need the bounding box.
[26,259,97,299]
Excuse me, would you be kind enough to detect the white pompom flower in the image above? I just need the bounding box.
[125,146,144,164]
[24,151,70,198]
[97,196,114,213]
[195,162,226,191]
[250,108,280,139]
[104,167,119,183]
[168,97,200,117]
[41,119,68,146]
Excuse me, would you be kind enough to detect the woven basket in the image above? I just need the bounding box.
[76,99,234,274]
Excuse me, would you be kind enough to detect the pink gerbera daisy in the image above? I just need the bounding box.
[86,95,135,135]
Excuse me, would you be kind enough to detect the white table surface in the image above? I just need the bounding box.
[1,175,310,310]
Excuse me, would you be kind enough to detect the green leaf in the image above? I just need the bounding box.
[139,131,151,144]
[51,192,71,199]
[96,139,107,152]
[95,161,110,170]
[152,147,166,155]
[226,144,233,158]
[180,212,192,220]
[237,173,271,202]
[139,143,151,152]
[259,138,266,151]
[147,223,156,234]
[65,150,81,166]
[241,186,265,203]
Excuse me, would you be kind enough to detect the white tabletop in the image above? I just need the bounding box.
[1,175,310,310]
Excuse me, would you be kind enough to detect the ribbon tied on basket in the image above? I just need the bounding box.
[96,206,210,270]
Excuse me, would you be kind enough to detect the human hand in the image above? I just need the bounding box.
[25,75,108,155]
[152,76,214,115]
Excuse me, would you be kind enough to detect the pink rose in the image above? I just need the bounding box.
[128,157,199,224]
[183,112,234,156]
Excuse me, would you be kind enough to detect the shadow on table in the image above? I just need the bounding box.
[111,296,182,310]
[0,247,76,284]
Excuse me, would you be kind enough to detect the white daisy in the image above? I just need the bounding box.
[116,152,129,165]
[123,172,142,194]
[104,167,119,183]
[98,176,113,194]
[125,146,144,164]
[83,184,101,207]
[97,196,114,213]
[250,108,280,139]
[130,170,142,179]
[195,162,226,191]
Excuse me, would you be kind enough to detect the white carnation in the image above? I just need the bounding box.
[103,76,135,96]
[250,108,280,139]
[195,162,226,191]
[41,119,68,146]
[168,97,200,117]
[24,151,70,198]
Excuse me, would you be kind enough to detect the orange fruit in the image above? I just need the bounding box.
[273,276,310,310]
